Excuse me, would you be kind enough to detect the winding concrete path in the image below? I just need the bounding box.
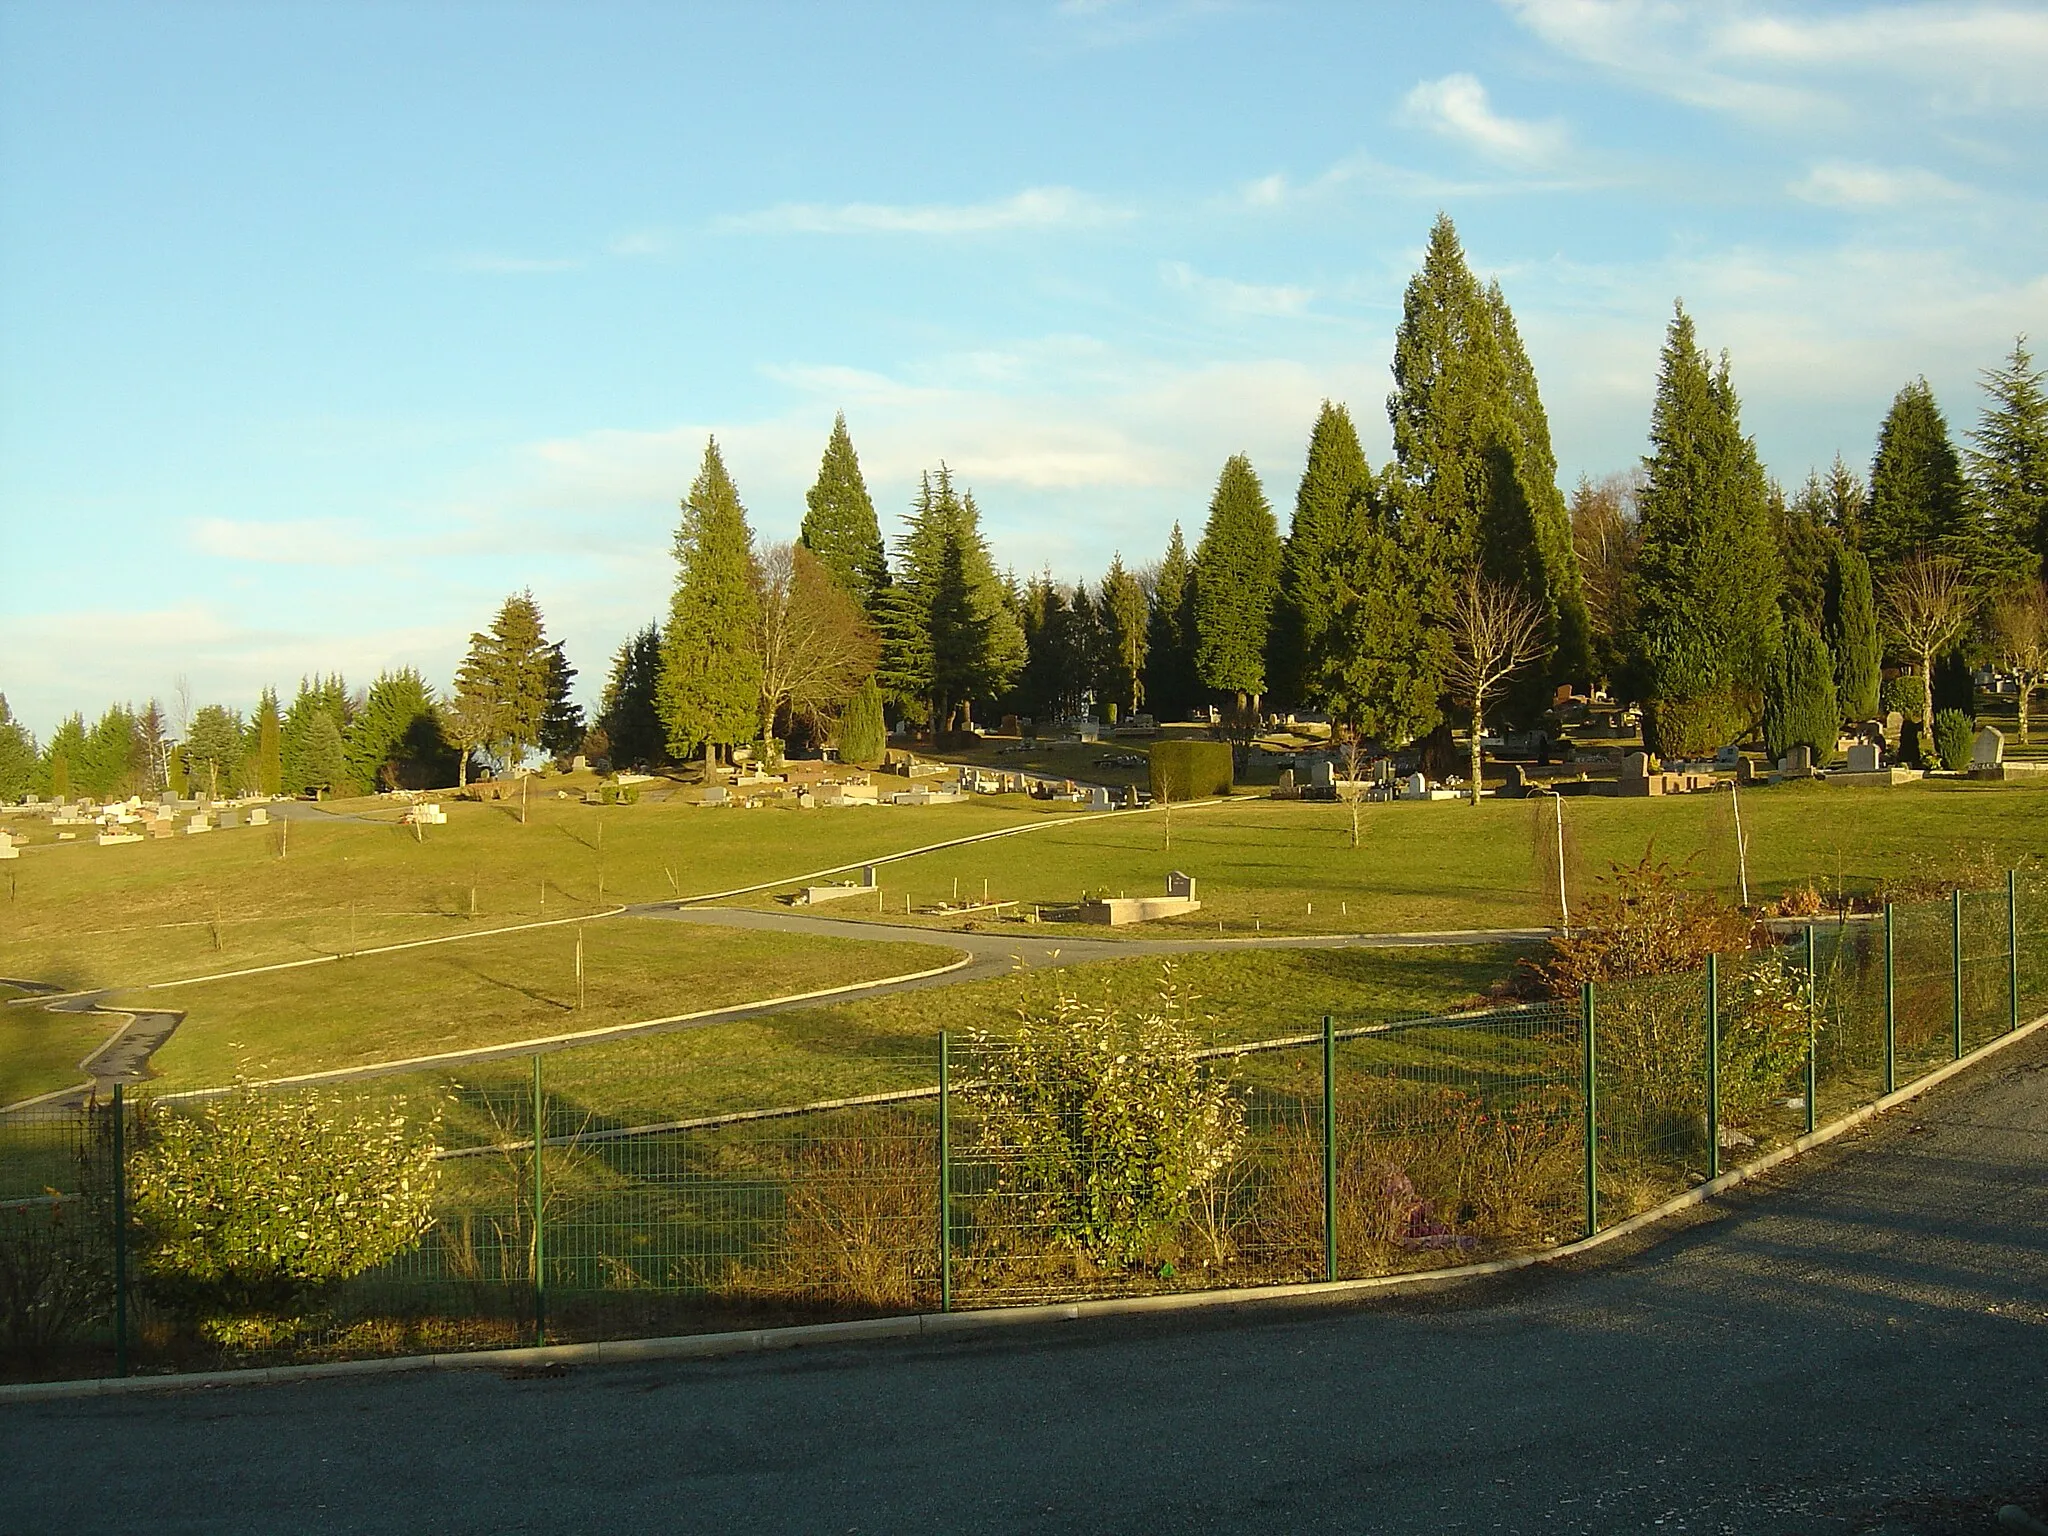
[7,1017,2042,1534]
[0,982,184,1115]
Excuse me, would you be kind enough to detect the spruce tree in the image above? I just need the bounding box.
[1145,524,1200,723]
[837,675,886,766]
[1273,401,1372,710]
[282,676,352,794]
[1824,543,1882,721]
[1777,476,1836,629]
[1318,512,1443,745]
[1763,619,1839,764]
[1967,336,2048,584]
[1192,454,1283,705]
[798,413,890,616]
[0,695,35,803]
[1623,304,1784,757]
[183,705,245,799]
[539,643,583,758]
[453,595,555,776]
[658,440,764,763]
[1099,555,1148,720]
[1866,380,1974,585]
[880,467,1024,732]
[347,670,450,791]
[598,624,667,768]
[302,710,348,798]
[254,689,283,796]
[1822,455,1867,544]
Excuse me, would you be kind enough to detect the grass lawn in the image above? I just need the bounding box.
[806,778,2048,937]
[0,795,1068,991]
[130,923,948,1093]
[442,942,1528,1132]
[0,996,118,1107]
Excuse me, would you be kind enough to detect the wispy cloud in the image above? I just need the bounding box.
[1227,148,1600,213]
[1789,160,1972,208]
[188,517,376,565]
[1398,73,1570,165]
[714,186,1133,236]
[1162,260,1315,318]
[606,231,668,258]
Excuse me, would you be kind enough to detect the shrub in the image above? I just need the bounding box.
[130,1087,441,1335]
[837,677,886,768]
[742,1113,937,1309]
[1762,620,1839,765]
[0,1105,118,1348]
[1532,849,1751,993]
[1933,708,1973,773]
[1645,690,1749,760]
[963,976,1243,1268]
[1149,739,1233,802]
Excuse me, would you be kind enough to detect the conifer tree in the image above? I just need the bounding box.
[453,594,555,777]
[137,701,171,795]
[1622,304,1784,757]
[1866,380,1974,585]
[598,624,666,768]
[183,704,245,799]
[0,695,35,803]
[1967,336,2048,584]
[1192,454,1283,706]
[1099,555,1149,721]
[1318,515,1444,745]
[539,643,583,758]
[1145,524,1200,723]
[1824,544,1882,721]
[880,467,1024,732]
[347,670,451,791]
[658,440,764,764]
[1821,455,1868,544]
[837,676,887,767]
[301,710,348,798]
[1763,619,1839,764]
[282,676,352,794]
[254,689,283,796]
[1777,477,1836,629]
[45,719,77,802]
[1273,402,1372,712]
[798,413,890,617]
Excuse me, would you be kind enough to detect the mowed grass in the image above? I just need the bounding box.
[0,795,1069,991]
[445,943,1526,1130]
[127,922,949,1093]
[816,778,2048,936]
[0,994,119,1107]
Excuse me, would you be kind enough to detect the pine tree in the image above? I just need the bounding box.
[0,695,37,803]
[1192,454,1283,704]
[1145,524,1200,723]
[1866,380,1974,586]
[45,717,78,802]
[183,705,245,799]
[1967,336,2048,585]
[1763,619,1839,764]
[1825,543,1882,721]
[598,624,667,768]
[1098,555,1148,720]
[1623,304,1785,757]
[539,643,583,758]
[347,670,451,791]
[136,701,171,795]
[282,676,352,794]
[798,413,890,617]
[254,689,283,796]
[1777,476,1836,630]
[657,440,763,763]
[837,675,887,767]
[1272,402,1373,710]
[302,709,348,798]
[881,467,1025,733]
[1318,513,1446,745]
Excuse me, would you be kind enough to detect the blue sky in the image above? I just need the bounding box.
[2,0,2044,738]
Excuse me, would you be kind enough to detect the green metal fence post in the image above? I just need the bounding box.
[1581,982,1597,1240]
[1952,887,1965,1060]
[2010,869,2021,1035]
[1883,904,1897,1095]
[939,1031,952,1314]
[1706,954,1721,1181]
[112,1082,128,1378]
[1322,1014,1336,1284]
[531,1053,545,1347]
[1803,926,1818,1138]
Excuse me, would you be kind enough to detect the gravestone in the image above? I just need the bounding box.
[1405,772,1429,799]
[1307,758,1334,789]
[1846,741,1882,774]
[1502,763,1526,795]
[1972,725,2005,769]
[1778,745,1814,775]
[1167,870,1196,899]
[1277,768,1296,790]
[1622,751,1651,780]
[1883,711,1904,746]
[999,715,1021,738]
[1736,756,1759,784]
[1714,744,1741,769]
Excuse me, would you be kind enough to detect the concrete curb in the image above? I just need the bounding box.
[8,1007,2040,1406]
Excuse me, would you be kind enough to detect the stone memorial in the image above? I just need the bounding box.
[1405,772,1429,800]
[1622,751,1650,780]
[1778,745,1814,776]
[1846,742,1881,774]
[1308,758,1335,789]
[1502,763,1526,796]
[1972,725,2005,769]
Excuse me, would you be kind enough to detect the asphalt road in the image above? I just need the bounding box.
[8,1026,2044,1535]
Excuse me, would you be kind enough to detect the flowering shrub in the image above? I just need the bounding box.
[130,1086,441,1334]
[965,977,1243,1268]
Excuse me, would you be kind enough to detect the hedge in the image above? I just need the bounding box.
[1149,740,1233,802]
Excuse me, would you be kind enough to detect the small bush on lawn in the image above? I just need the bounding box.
[1149,740,1233,802]
[130,1086,441,1344]
[1933,708,1973,773]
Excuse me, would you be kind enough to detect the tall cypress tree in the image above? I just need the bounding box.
[1824,543,1882,722]
[1763,618,1839,764]
[1318,504,1443,745]
[1273,401,1371,711]
[798,413,889,616]
[1866,380,1974,586]
[1192,454,1283,705]
[657,439,764,763]
[1967,336,2048,585]
[1623,304,1784,757]
[1145,524,1200,723]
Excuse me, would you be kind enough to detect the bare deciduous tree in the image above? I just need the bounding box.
[754,542,881,745]
[1337,728,1374,848]
[1881,554,1976,723]
[1442,573,1547,807]
[1987,580,2048,745]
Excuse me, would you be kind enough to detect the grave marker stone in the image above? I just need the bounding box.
[1972,725,2005,769]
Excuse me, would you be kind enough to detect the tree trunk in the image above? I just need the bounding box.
[2022,681,2033,746]
[1920,647,1934,722]
[1469,704,1484,807]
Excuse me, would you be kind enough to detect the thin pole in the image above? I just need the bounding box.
[939,1032,952,1314]
[1952,887,1965,1060]
[1729,781,1749,909]
[1554,793,1570,937]
[575,928,585,1010]
[1803,925,1818,1137]
[1883,904,1897,1095]
[1706,954,1721,1181]
[1322,1014,1337,1283]
[2010,869,2021,1035]
[112,1083,128,1378]
[1581,981,1597,1239]
[532,1053,546,1347]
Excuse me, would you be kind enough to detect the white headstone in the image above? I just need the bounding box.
[1972,725,2005,769]
[1405,772,1429,799]
[1307,758,1335,789]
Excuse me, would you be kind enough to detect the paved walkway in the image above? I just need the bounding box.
[7,1025,2042,1534]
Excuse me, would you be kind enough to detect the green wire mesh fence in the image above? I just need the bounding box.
[4,875,2044,1381]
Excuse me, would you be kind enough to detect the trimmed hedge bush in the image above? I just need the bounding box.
[1933,709,1973,773]
[1149,740,1233,802]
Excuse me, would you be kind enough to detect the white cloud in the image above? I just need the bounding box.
[714,186,1133,236]
[1789,160,1972,207]
[1398,73,1570,165]
[1162,261,1315,318]
[188,517,376,565]
[606,231,667,257]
